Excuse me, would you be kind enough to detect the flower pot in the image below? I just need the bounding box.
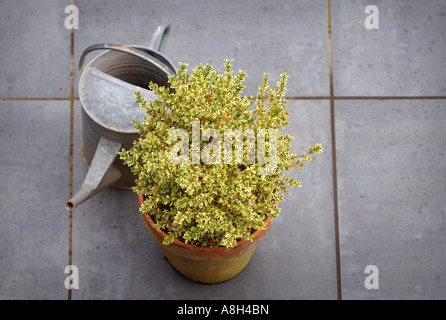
[138,194,271,284]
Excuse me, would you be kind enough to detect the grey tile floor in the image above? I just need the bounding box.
[0,0,445,300]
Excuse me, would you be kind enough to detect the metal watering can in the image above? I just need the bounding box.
[65,25,176,211]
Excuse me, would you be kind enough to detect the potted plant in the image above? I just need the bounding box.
[119,60,323,283]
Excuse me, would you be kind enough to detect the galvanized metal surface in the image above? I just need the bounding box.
[66,25,176,211]
[78,43,175,76]
[66,136,123,211]
[80,67,156,132]
[149,25,171,52]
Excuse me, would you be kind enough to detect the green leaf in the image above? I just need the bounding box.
[117,60,323,248]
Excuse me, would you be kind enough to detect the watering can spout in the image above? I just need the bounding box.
[65,136,123,211]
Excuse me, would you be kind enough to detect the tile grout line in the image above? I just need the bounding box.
[68,0,75,301]
[326,0,342,301]
[1,96,445,102]
[332,96,446,100]
[0,98,75,101]
[286,96,446,100]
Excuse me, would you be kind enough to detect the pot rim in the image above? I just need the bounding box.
[138,193,271,252]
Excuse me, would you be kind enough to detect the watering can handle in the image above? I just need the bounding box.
[79,43,175,75]
[149,25,170,53]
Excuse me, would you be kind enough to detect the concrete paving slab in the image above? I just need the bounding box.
[0,100,70,299]
[73,0,330,98]
[0,0,72,98]
[331,0,446,96]
[336,99,446,299]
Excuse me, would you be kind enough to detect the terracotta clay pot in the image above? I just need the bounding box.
[138,194,271,284]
